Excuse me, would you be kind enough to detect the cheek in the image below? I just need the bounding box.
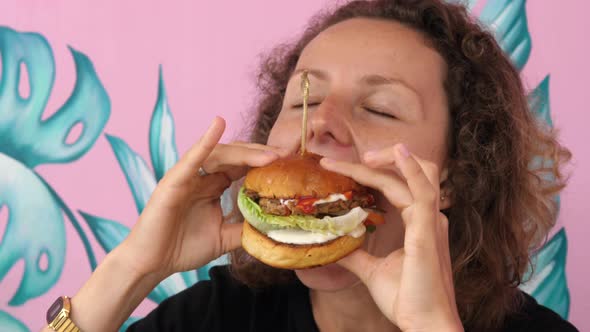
[361,117,448,166]
[354,122,403,153]
[267,112,300,147]
[407,120,450,167]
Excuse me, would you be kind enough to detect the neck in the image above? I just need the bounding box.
[310,282,400,332]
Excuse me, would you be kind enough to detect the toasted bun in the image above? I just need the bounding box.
[241,221,365,269]
[244,152,362,198]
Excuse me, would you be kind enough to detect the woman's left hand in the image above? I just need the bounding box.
[320,144,463,332]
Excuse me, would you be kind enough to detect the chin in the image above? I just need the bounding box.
[295,263,361,291]
[294,232,382,292]
[295,238,374,292]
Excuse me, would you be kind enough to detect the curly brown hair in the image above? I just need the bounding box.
[229,0,571,330]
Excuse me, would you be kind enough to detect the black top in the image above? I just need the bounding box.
[127,266,578,332]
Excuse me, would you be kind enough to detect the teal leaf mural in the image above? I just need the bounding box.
[520,228,570,318]
[79,69,226,332]
[105,134,157,214]
[0,311,28,332]
[0,154,65,305]
[149,66,179,181]
[478,0,531,70]
[528,75,559,208]
[121,317,141,332]
[80,212,199,304]
[0,28,110,167]
[446,0,477,10]
[529,75,553,127]
[79,212,130,252]
[0,26,109,305]
[472,0,570,318]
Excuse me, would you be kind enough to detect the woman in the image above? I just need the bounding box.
[42,0,577,331]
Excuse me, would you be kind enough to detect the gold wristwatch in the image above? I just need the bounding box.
[46,296,81,332]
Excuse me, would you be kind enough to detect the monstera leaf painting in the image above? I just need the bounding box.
[79,67,229,331]
[520,228,570,318]
[0,0,573,330]
[466,0,570,318]
[0,310,28,332]
[0,25,110,311]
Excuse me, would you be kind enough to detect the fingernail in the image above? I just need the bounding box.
[397,144,410,158]
[364,150,378,161]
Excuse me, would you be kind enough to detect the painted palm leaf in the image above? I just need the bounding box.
[0,25,109,306]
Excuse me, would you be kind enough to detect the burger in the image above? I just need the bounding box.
[237,152,384,269]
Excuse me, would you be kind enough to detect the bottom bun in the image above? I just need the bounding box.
[241,220,366,270]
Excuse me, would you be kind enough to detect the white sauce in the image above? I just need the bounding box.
[279,198,296,205]
[267,224,367,245]
[348,224,367,238]
[312,193,348,206]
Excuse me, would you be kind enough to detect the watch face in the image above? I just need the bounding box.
[47,297,64,323]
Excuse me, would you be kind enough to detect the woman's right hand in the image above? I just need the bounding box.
[117,116,287,280]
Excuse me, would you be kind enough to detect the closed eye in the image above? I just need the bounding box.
[292,102,320,109]
[364,107,397,119]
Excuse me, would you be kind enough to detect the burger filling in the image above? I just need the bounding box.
[238,187,382,244]
[243,189,374,217]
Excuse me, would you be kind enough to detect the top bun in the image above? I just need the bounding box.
[244,152,363,198]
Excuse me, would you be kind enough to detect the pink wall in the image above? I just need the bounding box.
[0,0,587,330]
[522,1,590,328]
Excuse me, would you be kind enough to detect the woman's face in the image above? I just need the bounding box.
[266,18,451,291]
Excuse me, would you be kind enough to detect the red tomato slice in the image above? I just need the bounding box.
[364,211,385,226]
[343,191,353,200]
[296,197,317,214]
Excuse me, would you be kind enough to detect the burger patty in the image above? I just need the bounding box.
[244,189,374,216]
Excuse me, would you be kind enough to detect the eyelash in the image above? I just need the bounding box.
[292,103,320,109]
[363,107,396,119]
[292,103,397,119]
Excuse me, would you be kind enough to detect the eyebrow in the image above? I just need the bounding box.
[291,68,329,81]
[291,68,420,97]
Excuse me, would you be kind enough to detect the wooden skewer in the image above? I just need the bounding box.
[300,70,310,156]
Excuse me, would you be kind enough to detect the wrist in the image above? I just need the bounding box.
[68,244,165,331]
[113,239,170,283]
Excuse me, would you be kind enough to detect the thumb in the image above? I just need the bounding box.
[336,249,380,284]
[220,223,243,254]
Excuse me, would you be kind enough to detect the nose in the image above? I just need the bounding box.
[307,95,353,149]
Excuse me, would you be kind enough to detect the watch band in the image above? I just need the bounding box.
[49,315,80,332]
[47,296,81,332]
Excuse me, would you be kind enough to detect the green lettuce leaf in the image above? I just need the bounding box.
[237,187,367,235]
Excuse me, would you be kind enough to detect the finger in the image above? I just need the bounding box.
[413,156,440,189]
[363,146,398,168]
[335,249,380,284]
[391,144,438,206]
[438,214,452,269]
[364,147,440,188]
[172,117,226,182]
[192,172,232,200]
[230,142,291,157]
[320,158,413,208]
[220,223,243,254]
[432,213,457,310]
[203,144,281,180]
[388,144,442,257]
[437,214,455,300]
